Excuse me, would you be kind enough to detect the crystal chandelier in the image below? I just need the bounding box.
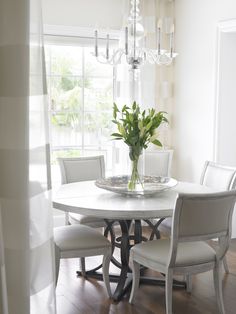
[94,0,177,69]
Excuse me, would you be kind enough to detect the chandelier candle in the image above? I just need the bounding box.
[106,34,109,59]
[170,24,175,58]
[157,19,162,55]
[125,26,129,55]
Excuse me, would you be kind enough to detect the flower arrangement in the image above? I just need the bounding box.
[111,101,168,190]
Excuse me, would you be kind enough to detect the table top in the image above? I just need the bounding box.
[53,180,217,220]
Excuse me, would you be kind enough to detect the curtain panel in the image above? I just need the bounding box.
[0,0,56,313]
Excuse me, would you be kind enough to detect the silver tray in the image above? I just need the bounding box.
[95,175,178,196]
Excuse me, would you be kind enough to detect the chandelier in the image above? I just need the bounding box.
[93,0,177,69]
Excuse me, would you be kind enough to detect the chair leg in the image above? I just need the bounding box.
[54,244,61,286]
[102,248,112,297]
[186,274,192,293]
[165,269,173,314]
[213,262,225,314]
[129,259,140,304]
[219,237,229,274]
[223,256,229,274]
[80,257,86,277]
[65,212,69,225]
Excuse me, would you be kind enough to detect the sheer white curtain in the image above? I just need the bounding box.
[0,0,56,313]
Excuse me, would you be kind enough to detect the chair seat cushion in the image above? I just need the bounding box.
[54,225,111,252]
[69,213,106,228]
[131,239,216,267]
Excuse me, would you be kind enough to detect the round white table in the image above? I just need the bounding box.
[53,180,215,220]
[53,180,216,300]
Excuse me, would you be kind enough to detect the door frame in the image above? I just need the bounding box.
[213,19,236,161]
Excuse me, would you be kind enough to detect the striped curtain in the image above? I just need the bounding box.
[0,0,56,313]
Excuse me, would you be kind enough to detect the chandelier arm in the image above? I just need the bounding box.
[95,49,125,66]
[144,49,157,64]
[110,49,125,65]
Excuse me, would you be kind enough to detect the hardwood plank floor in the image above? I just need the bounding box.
[56,232,236,314]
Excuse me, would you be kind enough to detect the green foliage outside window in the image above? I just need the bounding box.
[46,46,113,134]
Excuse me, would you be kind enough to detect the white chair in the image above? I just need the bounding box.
[58,155,106,227]
[200,161,236,273]
[143,149,173,234]
[54,224,112,297]
[129,190,236,314]
[162,160,236,273]
[145,149,173,177]
[200,160,236,191]
[57,155,107,275]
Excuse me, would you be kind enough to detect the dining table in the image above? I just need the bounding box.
[53,179,217,301]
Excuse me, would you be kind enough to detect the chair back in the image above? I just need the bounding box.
[145,150,173,177]
[200,161,236,190]
[168,191,236,267]
[58,156,105,184]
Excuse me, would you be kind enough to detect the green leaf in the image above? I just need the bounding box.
[113,103,119,119]
[129,113,134,123]
[152,139,162,147]
[149,133,157,142]
[122,104,129,112]
[146,120,153,131]
[118,124,126,136]
[149,108,155,117]
[140,127,145,137]
[111,133,123,137]
[138,120,143,130]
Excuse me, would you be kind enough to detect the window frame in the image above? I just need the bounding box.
[44,25,119,183]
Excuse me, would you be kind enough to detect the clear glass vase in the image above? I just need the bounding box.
[128,147,145,191]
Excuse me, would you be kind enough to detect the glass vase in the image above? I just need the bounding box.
[128,147,145,191]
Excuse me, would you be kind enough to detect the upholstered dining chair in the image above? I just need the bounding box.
[162,160,236,274]
[145,149,173,177]
[54,224,112,297]
[143,149,173,235]
[129,190,236,314]
[200,160,236,191]
[57,155,107,275]
[200,161,236,273]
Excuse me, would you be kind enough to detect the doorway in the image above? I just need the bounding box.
[214,19,236,237]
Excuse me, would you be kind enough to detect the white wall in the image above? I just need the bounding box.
[42,0,124,30]
[173,0,236,182]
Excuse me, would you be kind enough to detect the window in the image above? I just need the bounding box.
[45,43,115,185]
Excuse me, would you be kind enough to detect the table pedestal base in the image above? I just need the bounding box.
[76,218,186,301]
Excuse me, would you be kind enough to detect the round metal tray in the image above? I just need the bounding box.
[95,175,178,196]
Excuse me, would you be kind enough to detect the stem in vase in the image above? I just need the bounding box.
[128,156,144,191]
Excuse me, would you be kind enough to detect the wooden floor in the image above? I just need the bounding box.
[56,230,236,314]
